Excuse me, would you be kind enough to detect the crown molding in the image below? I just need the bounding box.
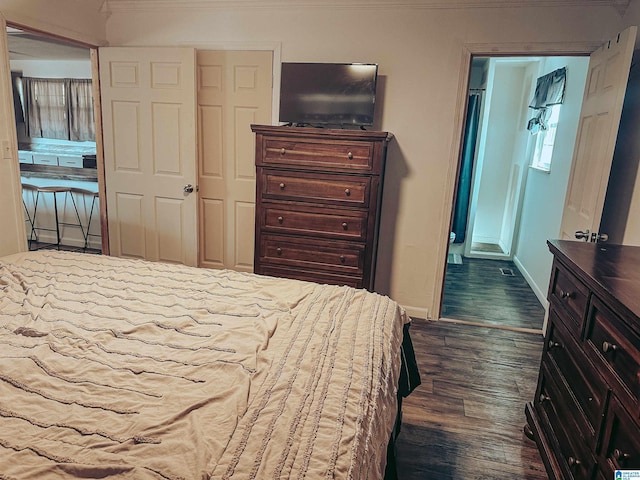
[102,0,630,12]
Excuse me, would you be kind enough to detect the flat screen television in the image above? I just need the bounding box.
[279,62,378,127]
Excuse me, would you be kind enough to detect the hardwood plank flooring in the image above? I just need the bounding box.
[442,257,545,330]
[395,320,547,480]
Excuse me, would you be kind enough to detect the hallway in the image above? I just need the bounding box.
[441,257,545,331]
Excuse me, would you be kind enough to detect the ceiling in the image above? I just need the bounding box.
[7,28,91,61]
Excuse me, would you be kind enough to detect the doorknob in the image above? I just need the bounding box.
[574,229,590,241]
[184,184,195,194]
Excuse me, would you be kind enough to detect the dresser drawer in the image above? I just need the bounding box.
[549,261,590,338]
[536,363,598,480]
[258,234,364,275]
[258,264,363,289]
[598,395,640,477]
[546,312,608,445]
[585,296,640,405]
[261,170,371,207]
[262,138,374,171]
[261,204,368,241]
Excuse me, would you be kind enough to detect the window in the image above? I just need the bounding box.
[531,104,561,172]
[18,77,95,142]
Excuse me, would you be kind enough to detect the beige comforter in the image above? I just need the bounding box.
[0,251,406,479]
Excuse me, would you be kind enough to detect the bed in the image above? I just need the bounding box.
[0,250,416,479]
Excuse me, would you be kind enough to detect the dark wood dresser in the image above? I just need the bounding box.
[251,125,392,291]
[525,240,640,480]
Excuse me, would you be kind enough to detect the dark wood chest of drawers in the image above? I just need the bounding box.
[525,240,640,480]
[251,125,392,290]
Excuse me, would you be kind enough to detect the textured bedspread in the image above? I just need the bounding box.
[0,251,407,479]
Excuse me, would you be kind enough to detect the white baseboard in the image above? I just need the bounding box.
[402,304,430,321]
[513,254,549,310]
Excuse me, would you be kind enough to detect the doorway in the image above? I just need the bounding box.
[7,26,104,255]
[442,54,590,331]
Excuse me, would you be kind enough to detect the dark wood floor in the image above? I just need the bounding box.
[395,320,547,479]
[442,257,545,331]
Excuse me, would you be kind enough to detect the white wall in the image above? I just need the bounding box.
[473,61,527,246]
[514,56,589,305]
[102,3,633,317]
[10,59,92,78]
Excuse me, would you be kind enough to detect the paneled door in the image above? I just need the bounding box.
[99,47,198,265]
[196,50,272,271]
[560,26,636,242]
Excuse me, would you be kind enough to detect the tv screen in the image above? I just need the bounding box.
[279,62,378,127]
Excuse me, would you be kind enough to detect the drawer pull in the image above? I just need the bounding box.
[613,449,631,462]
[276,247,282,256]
[539,393,550,403]
[345,188,351,196]
[548,340,562,350]
[347,151,353,160]
[279,183,286,190]
[280,148,286,155]
[339,255,346,264]
[568,456,581,468]
[602,341,618,353]
[559,289,574,299]
[277,216,284,224]
[342,222,348,230]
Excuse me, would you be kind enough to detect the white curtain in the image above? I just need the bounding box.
[68,79,95,141]
[24,77,95,141]
[25,78,68,140]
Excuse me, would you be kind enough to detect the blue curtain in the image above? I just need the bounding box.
[452,92,482,244]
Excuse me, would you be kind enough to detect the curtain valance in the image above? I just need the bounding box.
[529,67,566,110]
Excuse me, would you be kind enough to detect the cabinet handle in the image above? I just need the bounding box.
[279,183,285,190]
[548,341,562,350]
[559,289,573,299]
[613,448,631,462]
[568,456,581,468]
[539,393,550,403]
[602,341,618,353]
[280,148,286,155]
[347,151,353,160]
[277,216,284,224]
[342,222,348,230]
[339,255,346,264]
[345,188,351,196]
[276,247,282,255]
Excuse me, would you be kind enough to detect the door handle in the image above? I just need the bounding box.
[574,229,590,241]
[184,184,195,194]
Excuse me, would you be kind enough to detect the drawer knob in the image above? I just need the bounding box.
[279,183,286,190]
[345,188,351,196]
[602,341,618,353]
[277,216,284,224]
[347,151,353,160]
[280,148,286,155]
[548,341,562,350]
[613,449,631,462]
[539,393,550,403]
[276,247,282,255]
[339,255,346,264]
[568,456,581,468]
[559,289,573,299]
[342,222,348,230]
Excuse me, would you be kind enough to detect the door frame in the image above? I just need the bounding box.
[434,40,603,320]
[2,21,107,253]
